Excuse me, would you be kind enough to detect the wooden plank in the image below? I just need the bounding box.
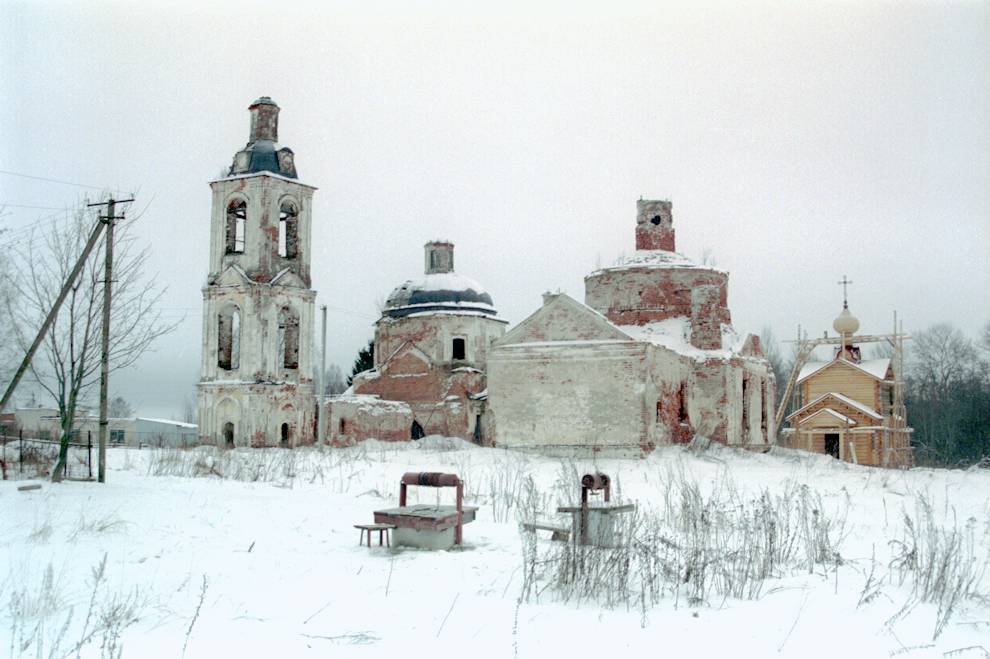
[557,504,635,514]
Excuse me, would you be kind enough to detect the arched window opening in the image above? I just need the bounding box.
[223,422,234,447]
[279,201,298,259]
[742,376,750,435]
[452,337,466,360]
[678,383,689,424]
[226,200,247,254]
[218,306,241,370]
[411,420,425,440]
[280,422,290,448]
[278,306,300,369]
[761,381,769,434]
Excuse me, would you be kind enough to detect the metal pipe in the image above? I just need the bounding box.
[400,472,461,487]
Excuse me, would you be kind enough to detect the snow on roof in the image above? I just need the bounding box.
[409,272,486,294]
[589,250,727,276]
[383,272,498,318]
[798,358,891,383]
[618,317,741,362]
[136,417,198,429]
[330,394,412,415]
[787,391,882,421]
[211,170,318,189]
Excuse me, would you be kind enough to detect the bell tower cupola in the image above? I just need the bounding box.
[229,96,297,179]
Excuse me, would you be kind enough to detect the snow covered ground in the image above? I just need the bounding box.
[2,439,989,658]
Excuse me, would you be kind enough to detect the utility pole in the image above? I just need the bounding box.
[317,304,327,446]
[88,197,133,483]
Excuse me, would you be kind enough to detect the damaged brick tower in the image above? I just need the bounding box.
[197,97,317,447]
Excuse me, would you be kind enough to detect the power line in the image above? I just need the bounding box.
[0,202,74,211]
[0,168,110,191]
[0,208,81,248]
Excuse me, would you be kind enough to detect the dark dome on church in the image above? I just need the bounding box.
[384,273,496,318]
[227,97,298,179]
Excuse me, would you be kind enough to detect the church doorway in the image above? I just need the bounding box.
[280,423,290,448]
[824,433,840,459]
[411,420,425,440]
[223,422,234,448]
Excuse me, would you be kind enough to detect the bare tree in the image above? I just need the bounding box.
[760,326,786,406]
[5,200,178,481]
[314,363,347,396]
[108,395,133,418]
[0,213,18,403]
[181,392,198,424]
[907,323,989,466]
[909,324,979,402]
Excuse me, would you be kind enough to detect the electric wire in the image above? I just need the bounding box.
[0,168,112,192]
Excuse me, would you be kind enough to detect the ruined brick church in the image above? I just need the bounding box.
[325,241,506,445]
[198,98,776,453]
[486,200,775,455]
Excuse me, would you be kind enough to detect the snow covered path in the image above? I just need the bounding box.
[2,440,989,658]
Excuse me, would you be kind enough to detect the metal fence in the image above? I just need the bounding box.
[0,430,94,480]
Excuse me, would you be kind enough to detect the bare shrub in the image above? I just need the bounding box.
[144,445,373,493]
[520,467,850,618]
[888,494,989,639]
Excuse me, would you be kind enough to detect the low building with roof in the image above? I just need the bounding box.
[326,241,507,445]
[486,199,776,456]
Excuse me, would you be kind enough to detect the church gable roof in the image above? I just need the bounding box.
[214,265,251,286]
[378,341,434,376]
[271,268,305,288]
[787,391,883,423]
[795,408,859,427]
[495,293,634,346]
[797,358,891,384]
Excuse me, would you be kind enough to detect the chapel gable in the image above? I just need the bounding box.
[496,293,634,346]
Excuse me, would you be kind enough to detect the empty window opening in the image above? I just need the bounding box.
[280,422,290,448]
[650,215,662,225]
[473,414,482,444]
[223,422,234,447]
[279,201,298,258]
[217,306,241,370]
[742,376,750,434]
[656,400,662,423]
[761,382,768,433]
[339,418,346,435]
[678,384,689,424]
[452,337,466,360]
[278,306,300,369]
[226,200,247,254]
[411,420,425,440]
[824,433,840,459]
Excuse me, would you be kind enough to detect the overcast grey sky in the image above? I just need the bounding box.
[1,1,987,418]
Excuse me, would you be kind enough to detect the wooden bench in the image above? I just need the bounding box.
[354,523,396,547]
[521,521,570,542]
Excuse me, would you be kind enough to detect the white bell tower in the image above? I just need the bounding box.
[197,97,317,447]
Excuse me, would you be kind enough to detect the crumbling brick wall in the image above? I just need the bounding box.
[325,396,413,446]
[585,267,730,327]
